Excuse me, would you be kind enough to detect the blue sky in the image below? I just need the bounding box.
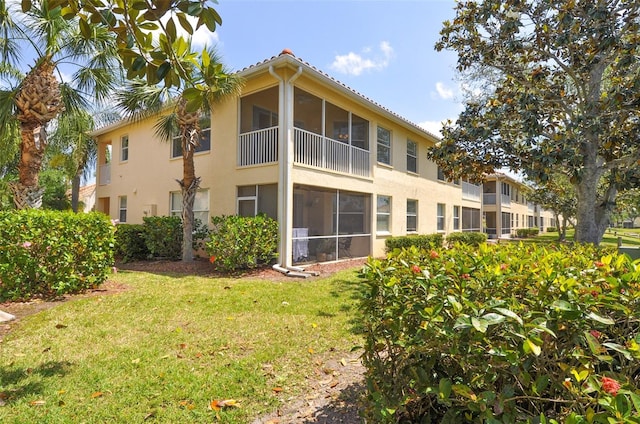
[193,0,463,137]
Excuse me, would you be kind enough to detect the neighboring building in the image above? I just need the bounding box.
[483,173,556,238]
[66,183,96,212]
[93,49,484,267]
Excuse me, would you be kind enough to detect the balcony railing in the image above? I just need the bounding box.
[99,163,111,185]
[483,193,512,206]
[238,127,278,166]
[294,128,370,177]
[462,181,481,202]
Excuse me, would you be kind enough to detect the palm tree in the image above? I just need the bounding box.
[116,47,243,261]
[0,0,121,209]
[48,107,121,212]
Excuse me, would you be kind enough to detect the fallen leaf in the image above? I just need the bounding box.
[91,392,103,399]
[30,400,46,406]
[340,358,347,367]
[131,358,141,364]
[308,348,315,354]
[210,399,239,411]
[272,387,283,393]
[266,419,280,424]
[179,343,187,349]
[330,380,339,388]
[42,347,51,353]
[58,400,65,406]
[55,324,67,329]
[57,390,66,395]
[144,411,155,420]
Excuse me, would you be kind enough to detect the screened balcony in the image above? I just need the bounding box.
[238,86,371,177]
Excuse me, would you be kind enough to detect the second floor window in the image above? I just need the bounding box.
[407,140,417,173]
[120,135,129,162]
[171,112,211,158]
[377,126,391,165]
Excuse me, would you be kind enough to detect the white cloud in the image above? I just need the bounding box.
[159,13,219,49]
[418,120,446,138]
[434,82,455,100]
[330,41,394,76]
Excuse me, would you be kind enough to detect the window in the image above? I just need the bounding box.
[377,126,391,165]
[171,112,212,158]
[237,184,278,220]
[377,195,391,233]
[170,189,210,225]
[118,196,127,223]
[120,135,129,162]
[453,205,460,230]
[406,140,417,173]
[437,203,445,232]
[406,199,417,232]
[437,166,445,181]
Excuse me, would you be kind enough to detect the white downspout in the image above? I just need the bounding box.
[270,65,302,268]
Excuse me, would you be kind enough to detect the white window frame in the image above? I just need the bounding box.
[376,195,391,234]
[406,139,417,173]
[118,196,127,223]
[120,135,129,162]
[453,205,460,230]
[406,199,418,233]
[170,189,210,225]
[437,203,445,232]
[377,126,391,166]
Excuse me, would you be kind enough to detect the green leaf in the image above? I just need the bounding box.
[481,312,506,325]
[176,12,194,35]
[587,312,615,325]
[524,338,541,356]
[452,384,477,400]
[584,331,603,355]
[439,378,452,400]
[602,342,633,360]
[630,393,640,413]
[494,307,523,325]
[79,17,92,38]
[21,0,31,12]
[471,316,488,333]
[156,62,171,80]
[201,47,210,68]
[552,300,575,311]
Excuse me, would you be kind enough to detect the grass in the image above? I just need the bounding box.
[0,268,364,423]
[532,227,640,247]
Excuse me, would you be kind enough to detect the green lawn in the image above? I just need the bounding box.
[0,268,364,423]
[533,227,640,247]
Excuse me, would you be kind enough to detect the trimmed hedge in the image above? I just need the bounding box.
[516,227,540,238]
[114,224,148,262]
[0,210,115,301]
[445,231,487,246]
[360,243,640,423]
[385,234,443,252]
[205,214,278,272]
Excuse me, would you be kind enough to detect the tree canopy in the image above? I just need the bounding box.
[428,0,640,244]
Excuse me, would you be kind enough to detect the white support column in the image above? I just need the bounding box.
[270,65,302,268]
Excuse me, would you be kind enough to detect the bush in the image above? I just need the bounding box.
[516,227,540,238]
[385,234,443,252]
[114,224,148,262]
[142,216,183,260]
[0,210,115,301]
[547,227,558,232]
[205,214,278,272]
[359,243,640,423]
[445,232,487,246]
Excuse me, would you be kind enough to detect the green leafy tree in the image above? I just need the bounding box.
[523,175,576,241]
[116,47,243,261]
[612,188,640,227]
[428,0,640,244]
[0,0,121,209]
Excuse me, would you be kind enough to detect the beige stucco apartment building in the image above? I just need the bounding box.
[93,50,550,268]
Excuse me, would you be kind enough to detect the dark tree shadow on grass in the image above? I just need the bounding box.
[0,361,72,404]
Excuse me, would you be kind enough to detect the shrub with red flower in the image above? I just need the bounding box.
[209,255,216,264]
[601,377,621,396]
[411,265,421,274]
[429,250,439,259]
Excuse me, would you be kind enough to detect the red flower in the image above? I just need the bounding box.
[209,256,217,263]
[429,250,439,259]
[594,261,605,268]
[601,377,621,396]
[590,330,602,339]
[461,273,470,280]
[411,265,421,274]
[500,263,508,271]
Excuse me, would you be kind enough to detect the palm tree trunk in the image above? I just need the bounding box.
[71,174,81,213]
[178,176,200,262]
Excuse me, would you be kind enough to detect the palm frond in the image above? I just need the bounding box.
[0,88,19,167]
[153,112,179,143]
[115,79,174,122]
[59,82,89,115]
